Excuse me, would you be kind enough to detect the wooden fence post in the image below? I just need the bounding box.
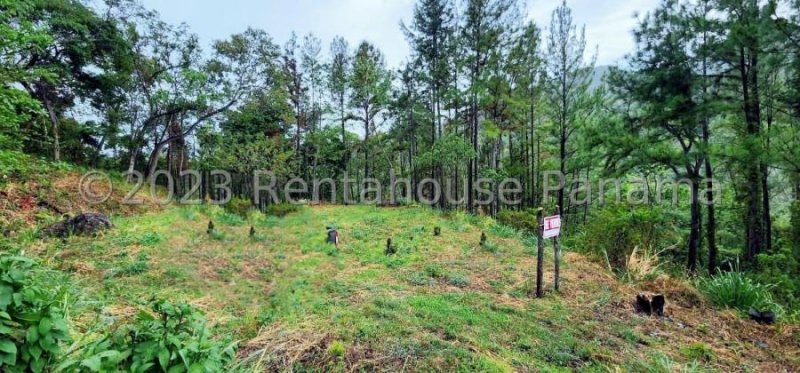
[536,207,545,298]
[554,205,562,292]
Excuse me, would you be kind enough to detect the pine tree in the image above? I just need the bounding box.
[606,0,705,272]
[543,0,594,217]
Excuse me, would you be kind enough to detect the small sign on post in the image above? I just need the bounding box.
[543,215,561,239]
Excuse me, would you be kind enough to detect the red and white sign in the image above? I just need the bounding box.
[543,215,562,239]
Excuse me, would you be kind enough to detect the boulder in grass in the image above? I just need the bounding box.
[41,213,112,238]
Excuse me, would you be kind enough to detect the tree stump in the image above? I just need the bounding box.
[749,309,776,324]
[385,238,395,255]
[635,294,652,315]
[651,294,665,316]
[327,228,339,246]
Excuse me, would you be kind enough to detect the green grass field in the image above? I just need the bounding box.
[17,204,800,371]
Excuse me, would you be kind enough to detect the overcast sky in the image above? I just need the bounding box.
[140,0,661,68]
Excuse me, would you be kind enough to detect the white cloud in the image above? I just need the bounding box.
[141,0,659,68]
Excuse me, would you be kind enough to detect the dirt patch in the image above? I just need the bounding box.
[241,324,399,372]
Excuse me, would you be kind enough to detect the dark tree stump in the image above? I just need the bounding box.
[749,309,776,324]
[327,228,339,246]
[635,294,652,315]
[651,294,665,316]
[385,238,395,255]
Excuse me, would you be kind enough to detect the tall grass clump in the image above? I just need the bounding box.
[698,268,781,315]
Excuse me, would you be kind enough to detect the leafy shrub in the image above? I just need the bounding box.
[225,197,253,218]
[60,300,236,372]
[121,253,150,276]
[752,247,799,315]
[423,263,445,278]
[698,269,781,315]
[0,255,71,372]
[573,203,679,274]
[406,272,432,286]
[680,342,714,363]
[264,203,300,218]
[446,273,470,288]
[496,209,538,233]
[137,232,162,246]
[327,340,346,358]
[0,151,46,185]
[488,223,518,238]
[216,211,245,226]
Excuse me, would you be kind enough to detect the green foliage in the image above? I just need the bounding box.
[0,151,50,184]
[488,222,518,238]
[327,340,346,358]
[216,211,245,227]
[496,209,538,233]
[121,253,150,276]
[0,1,51,151]
[264,203,300,218]
[446,273,470,288]
[225,197,253,218]
[680,342,714,363]
[698,269,781,316]
[60,300,236,372]
[416,134,476,171]
[792,201,800,249]
[573,203,679,273]
[752,246,800,314]
[0,255,71,373]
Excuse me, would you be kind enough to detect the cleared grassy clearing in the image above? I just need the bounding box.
[26,205,800,371]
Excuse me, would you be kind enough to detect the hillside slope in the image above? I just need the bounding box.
[18,203,798,371]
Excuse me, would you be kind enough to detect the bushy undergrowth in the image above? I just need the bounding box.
[225,197,253,218]
[570,203,680,275]
[264,203,300,217]
[698,269,781,316]
[0,151,66,185]
[59,300,236,372]
[752,247,800,317]
[0,255,71,372]
[791,201,800,248]
[496,209,538,233]
[0,254,235,372]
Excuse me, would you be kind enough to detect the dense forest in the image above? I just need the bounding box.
[2,0,800,370]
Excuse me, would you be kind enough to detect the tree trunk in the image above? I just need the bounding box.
[42,95,61,162]
[739,47,763,263]
[167,116,187,194]
[688,176,701,273]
